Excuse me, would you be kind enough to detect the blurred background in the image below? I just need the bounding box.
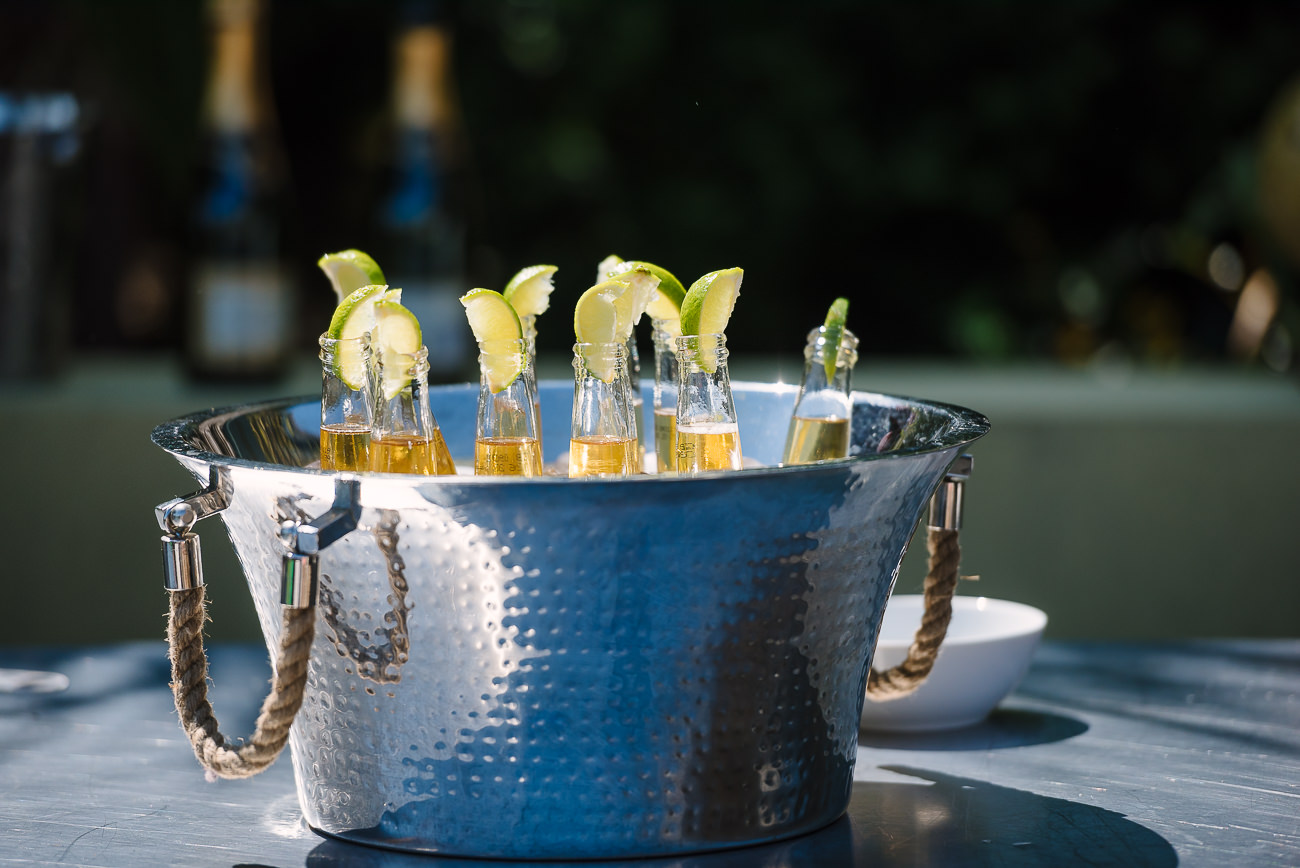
[2,0,1298,643]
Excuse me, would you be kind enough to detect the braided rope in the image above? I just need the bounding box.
[167,586,314,779]
[866,526,962,701]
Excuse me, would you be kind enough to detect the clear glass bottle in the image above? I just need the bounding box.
[371,1,473,383]
[519,313,543,448]
[625,332,646,469]
[569,342,639,478]
[474,339,543,477]
[371,345,456,475]
[185,0,293,381]
[674,333,743,474]
[651,319,680,473]
[782,326,860,465]
[319,332,372,472]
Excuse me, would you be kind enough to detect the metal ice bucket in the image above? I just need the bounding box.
[152,380,988,860]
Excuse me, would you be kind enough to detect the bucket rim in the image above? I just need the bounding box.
[150,379,990,483]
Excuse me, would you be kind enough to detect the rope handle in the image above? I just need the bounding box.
[866,453,974,702]
[158,474,360,780]
[865,525,962,700]
[168,587,314,780]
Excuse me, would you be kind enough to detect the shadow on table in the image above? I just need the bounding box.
[301,767,1176,868]
[857,707,1089,751]
[1021,642,1300,756]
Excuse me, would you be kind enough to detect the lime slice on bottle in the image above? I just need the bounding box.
[611,267,660,340]
[318,250,386,305]
[619,261,686,323]
[679,267,742,337]
[823,297,850,383]
[601,256,687,324]
[326,283,395,389]
[459,288,525,391]
[503,264,558,318]
[372,299,423,400]
[679,267,743,373]
[596,253,625,281]
[573,278,630,382]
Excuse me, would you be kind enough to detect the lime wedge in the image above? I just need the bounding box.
[573,278,630,381]
[608,259,686,322]
[679,267,742,337]
[459,288,525,391]
[460,288,523,343]
[318,250,386,305]
[373,299,423,400]
[503,264,558,318]
[596,253,624,282]
[679,267,743,373]
[611,267,660,339]
[823,297,849,383]
[326,283,392,389]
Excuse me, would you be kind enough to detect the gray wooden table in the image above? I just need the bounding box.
[1,640,1296,866]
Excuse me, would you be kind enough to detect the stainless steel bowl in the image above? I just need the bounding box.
[152,380,988,859]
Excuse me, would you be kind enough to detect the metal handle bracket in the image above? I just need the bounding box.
[156,465,233,536]
[277,476,362,609]
[928,453,973,531]
[156,466,233,592]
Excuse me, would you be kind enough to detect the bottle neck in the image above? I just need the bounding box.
[674,334,738,428]
[571,343,636,442]
[203,0,267,132]
[651,319,681,346]
[318,332,370,372]
[477,338,532,389]
[674,333,729,377]
[392,24,454,132]
[318,332,372,426]
[476,339,538,439]
[571,341,628,384]
[798,325,859,396]
[374,348,434,436]
[651,321,679,407]
[519,314,538,349]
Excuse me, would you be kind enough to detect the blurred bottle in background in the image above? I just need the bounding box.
[184,0,293,381]
[371,0,473,383]
[0,92,82,380]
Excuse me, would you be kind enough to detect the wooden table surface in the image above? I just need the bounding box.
[1,639,1296,867]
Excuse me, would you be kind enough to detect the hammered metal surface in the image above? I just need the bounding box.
[154,382,988,859]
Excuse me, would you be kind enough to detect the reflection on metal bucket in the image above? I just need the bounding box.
[152,381,988,859]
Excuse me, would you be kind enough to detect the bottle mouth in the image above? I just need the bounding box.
[477,337,529,356]
[377,345,431,378]
[319,331,372,347]
[318,331,371,364]
[572,341,627,352]
[674,333,728,354]
[804,326,859,364]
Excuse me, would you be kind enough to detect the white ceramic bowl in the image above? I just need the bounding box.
[860,595,1047,732]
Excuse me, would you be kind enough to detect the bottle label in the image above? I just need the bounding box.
[190,262,290,369]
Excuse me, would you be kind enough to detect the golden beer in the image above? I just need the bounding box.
[631,397,646,466]
[783,415,850,465]
[370,430,457,475]
[653,407,677,473]
[475,436,543,477]
[320,423,371,471]
[429,429,457,475]
[568,434,638,478]
[675,422,742,473]
[533,397,543,451]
